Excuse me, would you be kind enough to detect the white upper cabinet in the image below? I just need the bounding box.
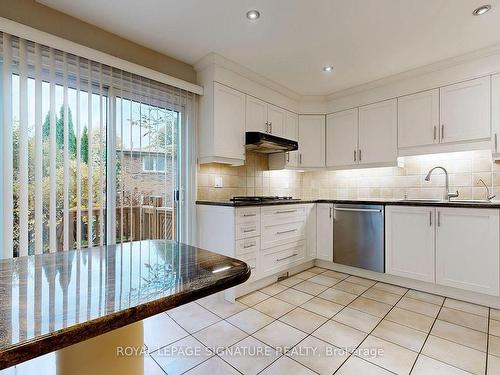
[298,115,326,168]
[200,82,245,164]
[385,206,435,283]
[326,109,358,168]
[285,111,299,141]
[398,89,439,148]
[358,99,397,165]
[436,207,499,296]
[492,73,500,156]
[246,96,286,137]
[267,104,286,137]
[246,96,268,133]
[439,77,491,144]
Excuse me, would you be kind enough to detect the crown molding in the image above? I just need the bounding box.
[194,52,301,101]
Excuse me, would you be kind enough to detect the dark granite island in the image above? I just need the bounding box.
[0,240,250,374]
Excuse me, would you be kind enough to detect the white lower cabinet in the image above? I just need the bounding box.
[386,205,500,296]
[385,206,435,282]
[316,203,333,262]
[436,207,499,296]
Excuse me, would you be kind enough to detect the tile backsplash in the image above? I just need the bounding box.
[197,150,500,201]
[197,152,302,200]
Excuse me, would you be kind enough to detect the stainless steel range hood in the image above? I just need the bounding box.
[245,132,298,154]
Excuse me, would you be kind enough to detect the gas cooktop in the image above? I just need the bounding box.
[230,196,300,202]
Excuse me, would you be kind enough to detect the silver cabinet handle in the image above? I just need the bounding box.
[441,124,444,140]
[286,152,290,162]
[276,209,297,214]
[243,213,257,217]
[276,253,298,262]
[334,207,382,213]
[437,211,441,227]
[358,149,362,162]
[354,150,356,162]
[265,121,269,133]
[243,228,256,233]
[329,206,333,218]
[299,153,302,164]
[243,243,256,249]
[269,122,272,133]
[434,126,437,141]
[495,133,498,152]
[429,211,432,226]
[276,229,297,235]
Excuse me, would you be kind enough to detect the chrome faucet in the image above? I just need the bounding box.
[478,178,496,201]
[424,166,459,201]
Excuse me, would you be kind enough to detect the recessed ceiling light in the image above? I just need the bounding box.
[246,10,261,21]
[472,4,491,15]
[323,66,334,72]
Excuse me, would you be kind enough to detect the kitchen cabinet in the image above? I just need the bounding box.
[492,73,500,156]
[398,89,439,148]
[358,99,398,165]
[199,82,246,165]
[316,203,333,262]
[246,96,268,133]
[436,207,499,296]
[268,111,300,169]
[246,96,286,137]
[439,77,490,144]
[267,104,286,137]
[326,109,358,168]
[385,206,435,282]
[298,115,326,168]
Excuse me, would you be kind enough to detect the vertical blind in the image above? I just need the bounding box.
[0,31,195,258]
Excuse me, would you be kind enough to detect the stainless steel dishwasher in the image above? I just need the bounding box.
[333,203,384,272]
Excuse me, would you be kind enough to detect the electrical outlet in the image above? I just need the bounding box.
[214,176,223,188]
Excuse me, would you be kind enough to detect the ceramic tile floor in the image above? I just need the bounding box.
[3,266,500,375]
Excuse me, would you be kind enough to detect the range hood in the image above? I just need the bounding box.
[245,132,298,154]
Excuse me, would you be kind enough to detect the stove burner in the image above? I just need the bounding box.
[230,196,298,202]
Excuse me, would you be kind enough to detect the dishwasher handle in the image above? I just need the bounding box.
[334,207,383,213]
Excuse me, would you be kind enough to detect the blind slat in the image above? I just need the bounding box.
[63,52,69,251]
[19,38,29,257]
[2,33,13,259]
[49,48,56,253]
[34,43,43,255]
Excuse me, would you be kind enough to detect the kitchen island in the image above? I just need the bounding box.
[0,240,250,374]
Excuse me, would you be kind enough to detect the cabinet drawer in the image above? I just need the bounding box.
[235,207,261,224]
[261,241,306,275]
[261,219,306,249]
[235,221,260,240]
[261,205,306,225]
[235,237,260,257]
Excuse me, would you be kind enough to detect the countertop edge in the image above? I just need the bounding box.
[196,199,500,209]
[0,262,251,369]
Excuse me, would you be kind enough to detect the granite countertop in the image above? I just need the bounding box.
[196,198,500,209]
[0,240,250,369]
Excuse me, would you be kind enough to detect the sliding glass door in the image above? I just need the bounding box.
[1,32,193,258]
[114,95,180,244]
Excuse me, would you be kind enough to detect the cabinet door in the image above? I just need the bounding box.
[436,207,499,296]
[326,109,358,168]
[398,89,439,148]
[492,74,500,154]
[285,112,299,167]
[213,83,246,160]
[358,99,397,165]
[440,77,491,143]
[298,115,326,168]
[267,104,286,137]
[246,95,268,133]
[306,204,317,260]
[385,206,435,282]
[316,203,333,262]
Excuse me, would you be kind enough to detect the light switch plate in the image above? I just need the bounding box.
[214,176,223,188]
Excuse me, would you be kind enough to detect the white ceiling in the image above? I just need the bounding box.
[39,0,500,96]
